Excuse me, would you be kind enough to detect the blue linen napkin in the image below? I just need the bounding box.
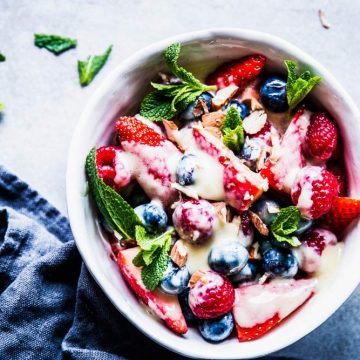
[0,166,297,359]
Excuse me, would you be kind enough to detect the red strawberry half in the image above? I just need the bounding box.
[206,55,266,89]
[324,197,360,233]
[192,127,268,211]
[233,279,316,341]
[260,108,310,193]
[117,247,188,334]
[116,116,182,206]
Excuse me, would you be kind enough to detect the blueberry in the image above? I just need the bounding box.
[176,153,197,186]
[180,92,213,121]
[223,100,250,119]
[178,287,197,323]
[160,260,190,295]
[251,197,281,225]
[198,312,234,343]
[262,247,298,278]
[293,217,313,236]
[229,260,259,284]
[260,76,288,113]
[208,242,248,276]
[134,200,167,232]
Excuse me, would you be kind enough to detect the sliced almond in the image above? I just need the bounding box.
[171,183,199,199]
[201,111,225,128]
[319,9,331,29]
[204,125,222,139]
[170,240,188,267]
[193,98,209,117]
[189,270,206,287]
[248,242,261,260]
[211,84,239,110]
[248,210,269,236]
[163,120,178,142]
[212,202,227,223]
[243,110,267,135]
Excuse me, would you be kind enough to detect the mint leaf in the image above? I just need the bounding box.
[141,236,171,291]
[140,91,176,121]
[78,45,112,86]
[285,60,321,114]
[221,107,244,152]
[0,53,5,62]
[85,147,142,239]
[34,33,77,55]
[0,103,4,111]
[133,225,174,290]
[270,206,301,247]
[223,126,244,153]
[140,43,216,121]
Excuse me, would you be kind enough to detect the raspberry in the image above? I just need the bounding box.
[189,271,235,319]
[300,228,337,256]
[291,166,339,219]
[305,112,338,160]
[327,161,347,196]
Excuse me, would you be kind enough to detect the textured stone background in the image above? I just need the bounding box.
[0,0,359,358]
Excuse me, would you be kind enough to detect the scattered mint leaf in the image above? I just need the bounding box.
[133,225,174,290]
[140,43,216,121]
[270,206,301,247]
[0,103,4,111]
[85,147,142,239]
[78,45,112,86]
[221,107,244,152]
[285,60,321,114]
[34,33,77,55]
[0,53,5,62]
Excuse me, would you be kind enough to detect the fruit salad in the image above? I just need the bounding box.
[85,43,360,343]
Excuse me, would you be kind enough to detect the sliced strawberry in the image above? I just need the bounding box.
[233,279,316,341]
[260,108,311,193]
[117,247,188,334]
[192,127,268,211]
[207,55,266,89]
[324,197,360,233]
[116,116,182,206]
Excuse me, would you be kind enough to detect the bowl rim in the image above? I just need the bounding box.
[66,28,360,359]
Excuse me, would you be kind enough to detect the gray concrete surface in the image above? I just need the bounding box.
[0,0,359,358]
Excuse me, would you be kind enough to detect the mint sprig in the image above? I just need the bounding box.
[140,43,216,121]
[78,45,112,86]
[34,33,77,55]
[85,147,142,239]
[270,206,301,247]
[221,106,244,152]
[133,225,173,290]
[285,60,321,114]
[0,53,5,62]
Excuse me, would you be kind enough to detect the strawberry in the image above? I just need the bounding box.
[260,108,311,193]
[291,166,339,219]
[305,112,338,161]
[115,116,182,206]
[192,127,268,211]
[116,116,165,146]
[206,55,266,89]
[96,146,133,192]
[188,270,235,319]
[324,197,360,233]
[117,247,188,334]
[233,279,316,341]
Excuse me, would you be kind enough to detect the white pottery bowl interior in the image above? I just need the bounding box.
[66,29,360,359]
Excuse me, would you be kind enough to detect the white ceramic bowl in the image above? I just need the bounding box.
[66,29,360,359]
